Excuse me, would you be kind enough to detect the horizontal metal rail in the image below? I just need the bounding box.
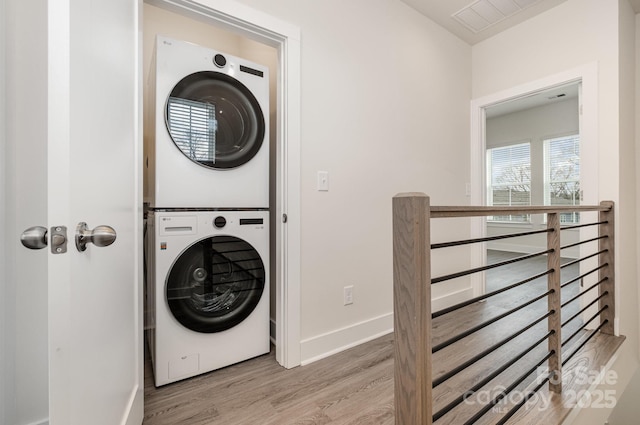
[433,269,552,319]
[462,351,555,425]
[561,277,607,308]
[560,235,608,251]
[432,331,554,422]
[496,306,608,425]
[433,311,552,388]
[560,249,608,270]
[431,228,552,250]
[560,264,608,289]
[432,249,553,284]
[562,292,608,328]
[496,371,552,425]
[432,290,553,354]
[562,319,609,367]
[560,220,609,231]
[562,306,609,348]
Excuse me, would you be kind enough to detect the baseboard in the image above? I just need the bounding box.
[432,287,475,313]
[270,318,277,346]
[299,288,477,365]
[300,313,393,366]
[123,385,144,425]
[21,388,142,425]
[24,420,48,425]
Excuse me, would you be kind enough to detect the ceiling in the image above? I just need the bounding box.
[399,0,639,117]
[400,0,640,45]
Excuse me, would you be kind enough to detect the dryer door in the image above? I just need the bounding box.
[166,235,265,333]
[165,71,266,169]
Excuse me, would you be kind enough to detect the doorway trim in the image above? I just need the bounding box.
[469,62,599,296]
[0,0,7,419]
[145,0,302,368]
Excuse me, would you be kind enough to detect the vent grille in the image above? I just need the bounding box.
[452,0,544,33]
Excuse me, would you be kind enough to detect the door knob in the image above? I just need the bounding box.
[21,225,68,253]
[75,222,117,252]
[20,226,48,249]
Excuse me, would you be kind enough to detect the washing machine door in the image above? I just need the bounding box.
[165,71,265,169]
[166,235,265,333]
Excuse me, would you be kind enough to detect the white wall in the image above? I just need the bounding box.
[203,0,472,362]
[605,7,640,423]
[487,98,579,150]
[4,0,50,424]
[486,98,581,256]
[607,367,640,424]
[473,0,639,422]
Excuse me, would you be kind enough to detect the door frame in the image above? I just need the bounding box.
[469,62,599,298]
[145,0,302,368]
[0,0,7,421]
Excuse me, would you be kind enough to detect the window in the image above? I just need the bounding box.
[486,135,581,226]
[487,142,531,222]
[545,135,580,224]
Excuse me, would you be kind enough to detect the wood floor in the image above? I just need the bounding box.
[143,335,395,425]
[143,251,613,425]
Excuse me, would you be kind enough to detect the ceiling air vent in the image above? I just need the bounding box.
[453,0,544,33]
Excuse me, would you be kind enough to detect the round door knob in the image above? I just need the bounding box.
[20,226,48,250]
[90,225,117,247]
[75,222,117,252]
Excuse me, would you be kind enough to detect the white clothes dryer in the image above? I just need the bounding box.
[148,36,269,209]
[146,209,269,386]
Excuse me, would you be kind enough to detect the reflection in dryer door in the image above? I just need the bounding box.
[166,235,265,333]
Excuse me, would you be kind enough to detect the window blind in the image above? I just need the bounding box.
[545,135,580,224]
[487,142,531,222]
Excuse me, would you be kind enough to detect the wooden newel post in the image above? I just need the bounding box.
[393,193,432,425]
[599,201,615,335]
[547,213,562,393]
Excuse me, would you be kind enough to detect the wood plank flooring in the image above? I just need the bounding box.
[143,251,622,425]
[143,335,395,425]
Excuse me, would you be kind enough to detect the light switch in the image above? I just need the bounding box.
[317,171,329,191]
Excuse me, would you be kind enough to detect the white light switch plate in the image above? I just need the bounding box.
[317,171,329,191]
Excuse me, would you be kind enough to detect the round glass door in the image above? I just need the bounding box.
[166,235,265,333]
[165,71,265,169]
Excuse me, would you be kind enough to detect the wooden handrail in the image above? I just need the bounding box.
[392,192,616,424]
[430,204,611,218]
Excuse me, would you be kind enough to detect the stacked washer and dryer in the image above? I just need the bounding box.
[146,36,270,386]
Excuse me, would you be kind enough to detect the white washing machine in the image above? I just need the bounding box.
[147,35,270,209]
[146,209,270,386]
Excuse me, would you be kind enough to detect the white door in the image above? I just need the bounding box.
[10,0,143,424]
